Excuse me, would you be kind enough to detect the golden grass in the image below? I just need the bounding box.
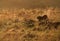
[0,7,60,41]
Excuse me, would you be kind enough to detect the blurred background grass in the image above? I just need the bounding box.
[0,0,60,8]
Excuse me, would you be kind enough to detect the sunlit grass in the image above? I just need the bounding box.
[0,7,60,41]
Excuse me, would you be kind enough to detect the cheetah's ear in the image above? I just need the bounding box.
[37,16,42,19]
[43,15,48,19]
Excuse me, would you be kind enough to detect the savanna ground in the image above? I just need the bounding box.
[0,7,60,41]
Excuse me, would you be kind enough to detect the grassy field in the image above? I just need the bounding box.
[0,7,60,41]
